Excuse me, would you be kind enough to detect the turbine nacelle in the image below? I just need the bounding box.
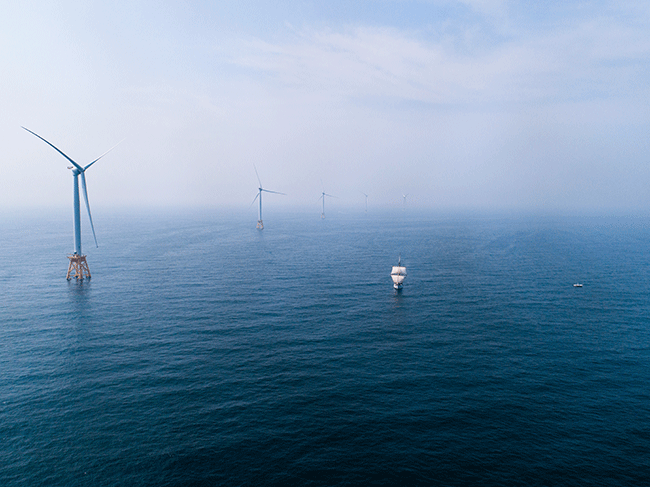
[67,165,81,176]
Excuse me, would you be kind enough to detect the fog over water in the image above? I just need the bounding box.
[2,1,650,212]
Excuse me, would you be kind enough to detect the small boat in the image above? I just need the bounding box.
[573,283,583,287]
[391,256,407,290]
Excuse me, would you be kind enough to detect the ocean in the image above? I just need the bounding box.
[1,209,649,486]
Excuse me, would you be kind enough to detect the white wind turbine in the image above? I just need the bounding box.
[22,126,121,280]
[318,180,337,219]
[251,164,285,229]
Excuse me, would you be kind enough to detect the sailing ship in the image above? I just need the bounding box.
[391,256,407,290]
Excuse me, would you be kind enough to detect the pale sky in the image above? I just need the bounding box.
[2,1,650,212]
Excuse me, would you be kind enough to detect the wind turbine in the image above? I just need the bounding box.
[402,193,408,210]
[319,189,336,219]
[361,192,368,213]
[22,126,120,280]
[251,164,285,229]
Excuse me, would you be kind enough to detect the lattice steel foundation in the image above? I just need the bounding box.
[66,254,91,280]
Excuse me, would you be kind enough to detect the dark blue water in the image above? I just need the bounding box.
[1,210,649,486]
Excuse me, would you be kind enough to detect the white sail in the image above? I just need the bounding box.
[391,273,406,285]
[391,266,407,276]
[391,260,407,288]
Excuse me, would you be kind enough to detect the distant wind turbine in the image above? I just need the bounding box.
[402,193,408,210]
[319,189,336,219]
[251,164,285,229]
[361,192,368,213]
[22,126,120,280]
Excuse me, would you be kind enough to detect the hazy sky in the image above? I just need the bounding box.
[2,1,650,212]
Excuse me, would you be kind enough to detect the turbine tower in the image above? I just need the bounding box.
[251,164,285,229]
[402,193,408,210]
[361,192,368,213]
[319,190,335,219]
[23,127,119,280]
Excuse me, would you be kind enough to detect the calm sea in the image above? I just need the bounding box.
[1,209,649,486]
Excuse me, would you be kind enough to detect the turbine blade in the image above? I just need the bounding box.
[324,193,337,198]
[250,192,260,207]
[80,172,98,248]
[84,138,124,170]
[22,126,83,171]
[261,189,286,195]
[253,164,262,187]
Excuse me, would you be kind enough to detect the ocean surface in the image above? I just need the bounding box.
[1,209,649,486]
